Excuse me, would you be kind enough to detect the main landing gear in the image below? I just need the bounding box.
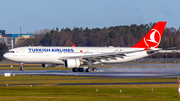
[72,61,97,72]
[20,63,24,71]
[72,67,97,72]
[85,67,97,72]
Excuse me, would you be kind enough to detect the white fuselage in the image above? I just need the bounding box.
[4,46,149,65]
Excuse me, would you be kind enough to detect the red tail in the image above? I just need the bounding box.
[131,21,167,49]
[72,44,76,47]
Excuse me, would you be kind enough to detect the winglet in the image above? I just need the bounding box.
[131,21,167,49]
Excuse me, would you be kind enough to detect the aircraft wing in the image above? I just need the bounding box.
[60,50,144,62]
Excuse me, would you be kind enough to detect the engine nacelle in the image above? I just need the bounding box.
[64,59,80,68]
[42,63,57,68]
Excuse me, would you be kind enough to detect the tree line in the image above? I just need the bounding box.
[18,22,180,49]
[0,43,8,61]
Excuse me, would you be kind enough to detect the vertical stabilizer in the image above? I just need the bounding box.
[131,21,167,49]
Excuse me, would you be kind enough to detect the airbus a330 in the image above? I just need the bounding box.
[3,21,167,72]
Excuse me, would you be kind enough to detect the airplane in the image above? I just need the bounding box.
[3,21,167,72]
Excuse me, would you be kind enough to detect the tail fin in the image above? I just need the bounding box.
[72,44,76,47]
[131,21,167,49]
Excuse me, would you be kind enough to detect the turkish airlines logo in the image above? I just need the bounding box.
[144,29,161,48]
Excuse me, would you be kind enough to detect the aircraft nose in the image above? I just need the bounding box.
[3,53,8,58]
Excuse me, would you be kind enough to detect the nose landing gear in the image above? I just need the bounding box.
[20,63,24,71]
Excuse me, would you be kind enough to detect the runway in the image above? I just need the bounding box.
[1,63,180,78]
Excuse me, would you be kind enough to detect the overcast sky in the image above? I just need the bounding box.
[0,0,179,34]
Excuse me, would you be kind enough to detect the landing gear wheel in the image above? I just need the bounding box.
[92,68,97,72]
[20,67,24,71]
[78,68,84,72]
[72,68,78,72]
[86,68,92,72]
[85,67,97,72]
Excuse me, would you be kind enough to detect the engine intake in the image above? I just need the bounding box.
[64,59,80,68]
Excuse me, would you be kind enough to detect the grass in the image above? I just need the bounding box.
[0,75,179,101]
[0,84,179,101]
[0,75,177,85]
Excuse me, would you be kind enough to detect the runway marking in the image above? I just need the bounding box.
[0,82,177,87]
[57,82,178,85]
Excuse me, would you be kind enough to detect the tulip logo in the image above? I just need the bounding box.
[144,29,161,48]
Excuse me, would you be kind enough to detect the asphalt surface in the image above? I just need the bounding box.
[1,63,180,78]
[0,82,178,87]
[0,69,180,78]
[1,63,180,86]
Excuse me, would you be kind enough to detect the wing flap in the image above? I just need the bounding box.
[59,50,144,62]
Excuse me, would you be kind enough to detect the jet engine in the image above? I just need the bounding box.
[42,63,58,68]
[64,59,80,68]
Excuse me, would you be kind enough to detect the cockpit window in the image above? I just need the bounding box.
[7,51,15,53]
